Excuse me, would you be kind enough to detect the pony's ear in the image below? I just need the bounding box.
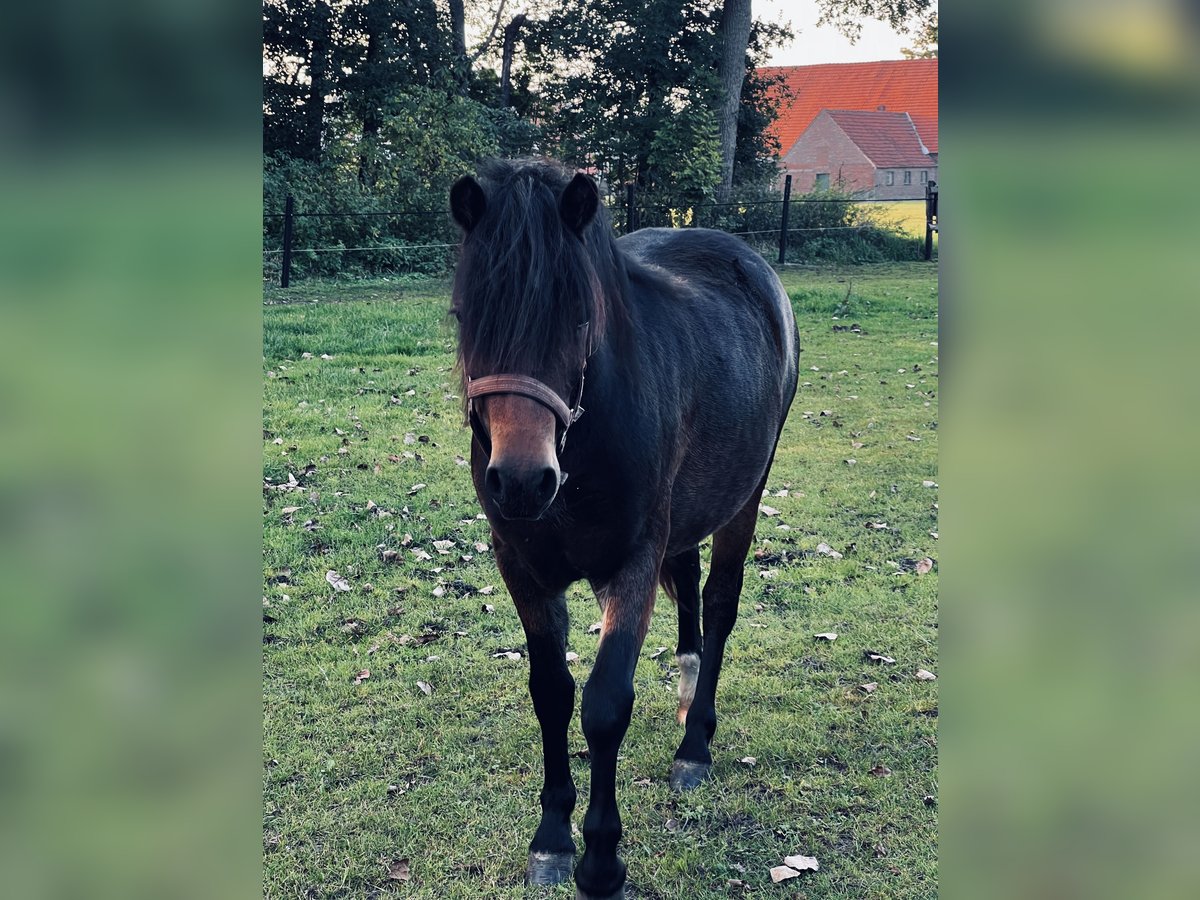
[450,175,487,232]
[559,173,599,236]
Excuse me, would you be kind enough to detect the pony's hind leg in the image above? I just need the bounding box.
[670,489,761,792]
[660,548,702,725]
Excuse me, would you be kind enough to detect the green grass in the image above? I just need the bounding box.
[862,201,919,236]
[263,261,938,899]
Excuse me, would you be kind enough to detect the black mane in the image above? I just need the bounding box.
[452,158,625,384]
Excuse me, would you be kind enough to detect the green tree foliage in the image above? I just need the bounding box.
[535,0,789,203]
[649,106,723,209]
[816,0,936,45]
[901,12,938,59]
[262,0,800,278]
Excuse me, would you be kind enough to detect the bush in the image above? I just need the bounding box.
[784,188,920,264]
[263,87,507,280]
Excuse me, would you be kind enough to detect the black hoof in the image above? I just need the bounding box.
[575,887,625,900]
[669,759,711,792]
[526,851,574,885]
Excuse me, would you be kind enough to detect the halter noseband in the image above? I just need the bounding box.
[466,323,590,455]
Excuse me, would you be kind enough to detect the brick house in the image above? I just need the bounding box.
[758,59,938,198]
[784,109,936,199]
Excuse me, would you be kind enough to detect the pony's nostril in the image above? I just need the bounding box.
[484,466,504,501]
[538,467,559,501]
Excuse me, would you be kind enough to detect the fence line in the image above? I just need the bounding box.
[263,196,891,219]
[266,176,938,286]
[265,243,458,255]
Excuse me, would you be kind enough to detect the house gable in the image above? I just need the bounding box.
[760,59,938,157]
[782,110,876,196]
[783,109,937,200]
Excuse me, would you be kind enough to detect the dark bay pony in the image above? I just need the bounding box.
[449,159,798,900]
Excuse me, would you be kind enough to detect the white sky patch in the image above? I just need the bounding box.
[759,0,916,65]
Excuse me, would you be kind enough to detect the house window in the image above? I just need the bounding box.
[903,170,913,185]
[920,170,928,183]
[814,173,829,190]
[884,171,894,186]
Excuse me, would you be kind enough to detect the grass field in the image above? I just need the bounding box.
[864,201,929,240]
[263,261,938,899]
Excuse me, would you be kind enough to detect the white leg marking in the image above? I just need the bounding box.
[676,652,701,725]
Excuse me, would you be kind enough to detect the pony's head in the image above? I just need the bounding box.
[449,159,611,520]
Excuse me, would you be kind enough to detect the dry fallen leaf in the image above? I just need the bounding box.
[565,652,579,663]
[770,865,801,883]
[325,570,352,592]
[416,681,432,696]
[481,603,495,613]
[760,505,781,517]
[281,506,301,514]
[492,651,522,661]
[916,669,937,681]
[870,765,892,777]
[739,756,757,766]
[588,622,602,634]
[783,854,820,872]
[915,557,934,575]
[866,652,896,664]
[411,549,433,561]
[408,483,427,495]
[432,540,455,554]
[473,541,489,553]
[860,682,878,693]
[352,669,370,684]
[648,647,667,659]
[922,480,938,488]
[814,632,838,642]
[816,542,843,559]
[385,857,410,881]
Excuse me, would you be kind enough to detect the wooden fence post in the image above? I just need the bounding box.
[778,174,792,265]
[626,182,636,234]
[924,181,937,261]
[281,194,295,288]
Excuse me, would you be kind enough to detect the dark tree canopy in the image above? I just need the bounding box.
[262,0,798,276]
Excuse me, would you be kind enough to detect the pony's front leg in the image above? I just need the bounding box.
[575,546,661,900]
[501,554,578,885]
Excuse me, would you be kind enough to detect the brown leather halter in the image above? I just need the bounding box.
[466,323,590,455]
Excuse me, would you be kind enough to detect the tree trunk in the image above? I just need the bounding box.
[500,14,528,108]
[304,2,332,163]
[716,0,752,201]
[449,0,469,92]
[358,26,381,187]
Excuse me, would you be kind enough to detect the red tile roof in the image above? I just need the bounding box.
[759,59,938,154]
[822,110,932,168]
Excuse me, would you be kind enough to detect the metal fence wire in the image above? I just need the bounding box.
[265,177,938,287]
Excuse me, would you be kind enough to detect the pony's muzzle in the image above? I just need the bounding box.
[484,461,561,520]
